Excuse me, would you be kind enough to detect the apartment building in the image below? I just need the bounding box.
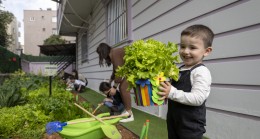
[24,8,57,56]
[7,16,20,54]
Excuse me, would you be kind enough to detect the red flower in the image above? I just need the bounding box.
[12,57,16,62]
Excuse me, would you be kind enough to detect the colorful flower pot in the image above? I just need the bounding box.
[134,79,167,106]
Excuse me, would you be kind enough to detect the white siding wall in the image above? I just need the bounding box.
[76,0,109,95]
[76,0,260,138]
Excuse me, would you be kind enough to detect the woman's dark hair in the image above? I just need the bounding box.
[96,43,112,67]
[72,69,79,79]
[99,82,111,92]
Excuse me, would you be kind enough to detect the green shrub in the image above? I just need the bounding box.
[0,104,50,138]
[0,71,89,138]
[0,46,19,73]
[0,71,46,108]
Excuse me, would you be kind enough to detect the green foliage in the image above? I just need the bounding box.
[0,87,26,108]
[43,34,66,45]
[0,10,14,48]
[0,46,20,73]
[116,39,180,89]
[0,104,50,138]
[0,71,47,108]
[0,71,89,138]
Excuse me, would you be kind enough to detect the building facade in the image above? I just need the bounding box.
[24,8,57,56]
[7,16,20,54]
[57,0,260,138]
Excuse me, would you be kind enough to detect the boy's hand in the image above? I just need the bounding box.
[157,81,171,100]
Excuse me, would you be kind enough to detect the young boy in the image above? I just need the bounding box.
[99,82,125,115]
[157,24,213,139]
[69,76,86,92]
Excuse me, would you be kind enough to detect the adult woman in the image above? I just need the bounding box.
[96,43,134,122]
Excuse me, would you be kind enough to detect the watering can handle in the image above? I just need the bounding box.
[74,103,106,124]
[68,113,129,125]
[92,103,103,115]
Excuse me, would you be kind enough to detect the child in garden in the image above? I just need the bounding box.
[69,76,86,92]
[72,69,88,86]
[99,82,125,115]
[157,24,214,139]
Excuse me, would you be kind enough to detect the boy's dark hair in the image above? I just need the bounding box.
[181,24,214,48]
[99,82,111,92]
[96,43,112,67]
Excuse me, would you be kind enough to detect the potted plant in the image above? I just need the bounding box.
[116,39,179,106]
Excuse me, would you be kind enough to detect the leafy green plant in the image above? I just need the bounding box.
[116,39,180,88]
[0,71,47,108]
[0,10,14,48]
[43,34,66,45]
[0,72,88,138]
[116,39,180,105]
[0,104,50,138]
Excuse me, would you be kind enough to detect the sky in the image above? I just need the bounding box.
[2,0,57,45]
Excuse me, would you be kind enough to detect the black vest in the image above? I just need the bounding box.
[167,63,206,136]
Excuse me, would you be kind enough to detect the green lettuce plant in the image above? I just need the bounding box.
[116,39,179,89]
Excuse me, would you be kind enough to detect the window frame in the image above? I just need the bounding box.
[52,16,57,23]
[106,0,130,46]
[29,17,35,21]
[81,32,89,63]
[52,28,57,35]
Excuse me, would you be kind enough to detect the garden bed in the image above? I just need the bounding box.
[44,90,139,139]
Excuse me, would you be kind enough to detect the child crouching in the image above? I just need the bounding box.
[99,82,125,115]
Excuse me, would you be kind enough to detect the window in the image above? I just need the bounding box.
[29,17,35,21]
[52,28,57,35]
[42,28,46,31]
[107,0,127,45]
[81,33,88,62]
[52,16,57,22]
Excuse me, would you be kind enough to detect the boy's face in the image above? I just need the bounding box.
[180,35,212,68]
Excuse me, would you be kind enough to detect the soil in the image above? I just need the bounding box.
[43,91,139,139]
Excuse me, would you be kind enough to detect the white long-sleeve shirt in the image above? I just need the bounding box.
[74,79,86,86]
[168,66,212,106]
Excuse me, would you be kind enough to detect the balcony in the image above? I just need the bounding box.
[56,0,96,36]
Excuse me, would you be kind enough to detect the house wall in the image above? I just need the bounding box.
[75,0,260,138]
[77,0,109,95]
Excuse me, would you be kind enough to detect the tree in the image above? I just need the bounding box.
[43,34,66,45]
[0,10,14,48]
